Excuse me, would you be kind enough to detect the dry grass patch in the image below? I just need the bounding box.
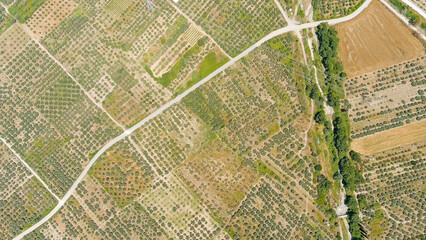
[352,120,426,155]
[336,0,424,78]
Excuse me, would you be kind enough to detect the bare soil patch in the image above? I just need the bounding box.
[351,120,426,155]
[336,0,424,78]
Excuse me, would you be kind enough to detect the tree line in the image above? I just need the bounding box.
[314,23,365,240]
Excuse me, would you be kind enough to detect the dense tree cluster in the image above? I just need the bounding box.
[345,195,363,240]
[314,109,327,124]
[316,174,332,202]
[316,23,346,108]
[333,115,350,157]
[339,157,355,191]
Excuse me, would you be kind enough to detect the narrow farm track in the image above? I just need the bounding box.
[296,100,314,158]
[273,0,293,25]
[400,0,426,18]
[12,0,373,238]
[0,2,10,15]
[380,0,426,40]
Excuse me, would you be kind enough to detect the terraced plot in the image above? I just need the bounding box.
[345,55,426,139]
[357,141,425,239]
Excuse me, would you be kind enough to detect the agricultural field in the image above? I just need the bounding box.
[0,142,31,201]
[21,0,232,127]
[345,54,426,139]
[276,0,298,14]
[312,0,364,20]
[8,0,47,23]
[356,141,425,239]
[0,0,16,6]
[336,0,424,78]
[334,2,426,240]
[24,175,167,240]
[24,0,76,40]
[137,174,223,239]
[1,0,425,239]
[0,177,57,239]
[225,176,335,239]
[7,26,342,238]
[130,104,213,176]
[175,138,260,222]
[171,33,338,239]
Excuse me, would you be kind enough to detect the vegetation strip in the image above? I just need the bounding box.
[314,23,365,239]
